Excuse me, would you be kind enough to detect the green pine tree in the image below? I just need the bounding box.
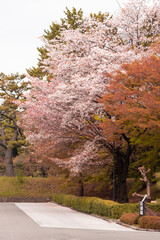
[27,7,84,78]
[0,73,29,176]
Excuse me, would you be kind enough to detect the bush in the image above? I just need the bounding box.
[120,213,139,225]
[16,169,25,184]
[88,197,116,217]
[52,194,139,219]
[52,194,75,206]
[111,203,139,219]
[138,216,160,230]
[52,194,160,219]
[147,203,160,213]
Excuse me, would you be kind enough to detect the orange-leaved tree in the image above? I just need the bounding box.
[100,50,160,202]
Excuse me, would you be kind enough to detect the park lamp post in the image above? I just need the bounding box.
[112,140,116,201]
[111,116,116,202]
[139,194,147,217]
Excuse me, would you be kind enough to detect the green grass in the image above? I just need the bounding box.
[0,176,71,199]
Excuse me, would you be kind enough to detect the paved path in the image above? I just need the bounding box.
[15,202,133,231]
[0,202,159,240]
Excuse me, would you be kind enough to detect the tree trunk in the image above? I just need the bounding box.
[115,151,130,203]
[109,136,134,203]
[77,178,84,196]
[138,166,151,198]
[117,177,128,203]
[5,148,14,176]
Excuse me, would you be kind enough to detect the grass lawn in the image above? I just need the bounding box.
[0,176,74,200]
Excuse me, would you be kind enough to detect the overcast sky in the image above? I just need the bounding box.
[0,0,128,75]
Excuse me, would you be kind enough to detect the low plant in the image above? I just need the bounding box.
[147,202,160,213]
[16,169,25,184]
[52,194,139,219]
[52,194,160,219]
[120,212,139,225]
[138,216,160,230]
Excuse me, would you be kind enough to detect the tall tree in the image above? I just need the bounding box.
[19,14,141,185]
[27,7,84,78]
[0,73,29,176]
[19,2,159,201]
[100,51,160,202]
[114,0,160,48]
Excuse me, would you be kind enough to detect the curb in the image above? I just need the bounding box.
[0,196,51,202]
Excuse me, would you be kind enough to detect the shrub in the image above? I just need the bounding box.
[52,194,139,219]
[120,213,139,225]
[16,169,25,184]
[147,203,160,213]
[110,203,139,219]
[91,197,116,217]
[52,194,160,219]
[52,193,74,205]
[138,216,160,230]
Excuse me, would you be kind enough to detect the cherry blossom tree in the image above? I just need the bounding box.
[21,15,140,142]
[19,1,159,201]
[114,0,160,48]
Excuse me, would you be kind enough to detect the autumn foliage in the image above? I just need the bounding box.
[138,216,160,229]
[100,53,160,143]
[120,212,139,225]
[98,49,160,202]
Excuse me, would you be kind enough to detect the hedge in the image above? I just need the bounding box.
[147,203,160,213]
[52,194,138,219]
[138,216,160,230]
[52,194,160,219]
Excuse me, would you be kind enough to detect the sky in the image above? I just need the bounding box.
[0,0,128,75]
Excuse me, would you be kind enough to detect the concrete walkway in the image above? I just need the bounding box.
[15,202,133,231]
